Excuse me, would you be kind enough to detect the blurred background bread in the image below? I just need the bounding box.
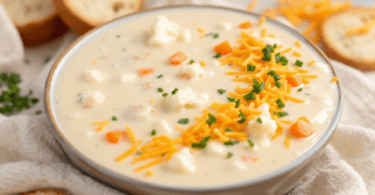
[321,7,375,70]
[0,0,69,46]
[18,189,64,195]
[53,0,142,35]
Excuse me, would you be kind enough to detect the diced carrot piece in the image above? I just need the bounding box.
[239,21,252,29]
[138,68,154,77]
[106,130,126,144]
[286,75,303,87]
[290,119,314,138]
[214,40,233,56]
[169,51,188,65]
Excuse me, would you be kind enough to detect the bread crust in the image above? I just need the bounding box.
[53,0,142,35]
[16,13,68,46]
[18,189,64,195]
[320,7,375,70]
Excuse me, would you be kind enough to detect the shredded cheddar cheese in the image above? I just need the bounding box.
[346,19,375,36]
[292,51,302,57]
[332,77,339,82]
[259,16,266,26]
[295,40,301,48]
[93,120,110,131]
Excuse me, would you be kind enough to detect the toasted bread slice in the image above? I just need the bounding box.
[321,7,375,70]
[53,0,142,35]
[18,189,64,195]
[0,0,68,46]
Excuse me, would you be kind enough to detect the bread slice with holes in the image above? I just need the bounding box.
[320,7,375,70]
[0,0,68,46]
[53,0,142,35]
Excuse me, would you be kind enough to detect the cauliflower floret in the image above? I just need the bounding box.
[154,120,173,135]
[148,15,179,46]
[179,29,191,42]
[246,103,277,146]
[217,22,231,30]
[164,87,208,110]
[82,70,108,82]
[205,141,227,157]
[124,105,153,121]
[179,63,206,81]
[166,148,196,173]
[119,73,136,83]
[81,91,105,106]
[225,159,247,171]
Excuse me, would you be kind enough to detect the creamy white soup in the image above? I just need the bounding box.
[52,7,338,187]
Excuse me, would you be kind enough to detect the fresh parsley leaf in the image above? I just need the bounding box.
[213,53,222,58]
[217,89,226,95]
[238,112,246,123]
[247,64,256,71]
[206,114,216,126]
[171,88,179,95]
[252,78,266,94]
[243,92,256,101]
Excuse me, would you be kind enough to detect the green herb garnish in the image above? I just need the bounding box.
[273,74,280,81]
[191,136,212,149]
[295,60,303,67]
[206,114,216,126]
[137,151,143,155]
[157,87,164,92]
[276,99,285,108]
[243,92,256,101]
[225,128,233,132]
[238,112,246,123]
[235,99,240,108]
[227,97,236,102]
[247,139,255,147]
[162,93,168,97]
[157,74,164,78]
[275,53,288,65]
[267,70,276,76]
[274,111,289,118]
[256,117,262,124]
[224,140,239,146]
[217,89,227,94]
[226,152,233,159]
[189,59,195,64]
[247,64,256,71]
[36,110,42,115]
[178,118,189,124]
[171,88,179,95]
[112,116,118,121]
[275,81,282,88]
[252,78,266,94]
[213,53,222,58]
[45,56,51,63]
[151,129,156,136]
[261,44,274,61]
[297,88,303,92]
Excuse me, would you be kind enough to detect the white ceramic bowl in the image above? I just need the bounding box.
[45,5,343,195]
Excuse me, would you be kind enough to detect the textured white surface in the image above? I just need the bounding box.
[0,1,375,195]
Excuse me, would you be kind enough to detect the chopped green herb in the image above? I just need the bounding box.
[227,97,236,102]
[116,35,121,38]
[252,78,266,94]
[276,99,285,108]
[162,93,168,97]
[191,136,212,149]
[275,81,282,88]
[247,64,256,71]
[213,33,219,39]
[217,89,226,94]
[224,140,239,146]
[247,139,255,147]
[225,128,233,132]
[136,151,143,155]
[235,99,240,108]
[273,74,280,81]
[295,60,303,67]
[157,87,164,92]
[261,44,274,61]
[275,53,288,65]
[189,59,195,64]
[157,74,164,78]
[29,90,33,95]
[226,152,233,159]
[273,43,277,49]
[274,111,289,118]
[36,110,42,115]
[45,56,51,63]
[112,116,118,121]
[267,70,276,76]
[206,33,219,39]
[31,98,39,104]
[297,88,303,92]
[151,129,156,136]
[238,112,246,123]
[206,113,216,126]
[171,88,179,95]
[243,92,256,101]
[256,117,262,124]
[213,53,222,58]
[178,118,189,124]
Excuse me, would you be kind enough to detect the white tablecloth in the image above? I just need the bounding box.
[1,1,375,195]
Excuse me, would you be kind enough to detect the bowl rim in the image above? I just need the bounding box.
[44,4,344,193]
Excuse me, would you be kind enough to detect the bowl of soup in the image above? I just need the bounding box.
[45,5,343,195]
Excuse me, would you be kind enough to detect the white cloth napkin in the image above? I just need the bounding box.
[0,1,375,195]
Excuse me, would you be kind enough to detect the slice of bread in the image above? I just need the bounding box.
[53,0,142,35]
[18,189,64,195]
[321,7,375,70]
[0,0,68,46]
